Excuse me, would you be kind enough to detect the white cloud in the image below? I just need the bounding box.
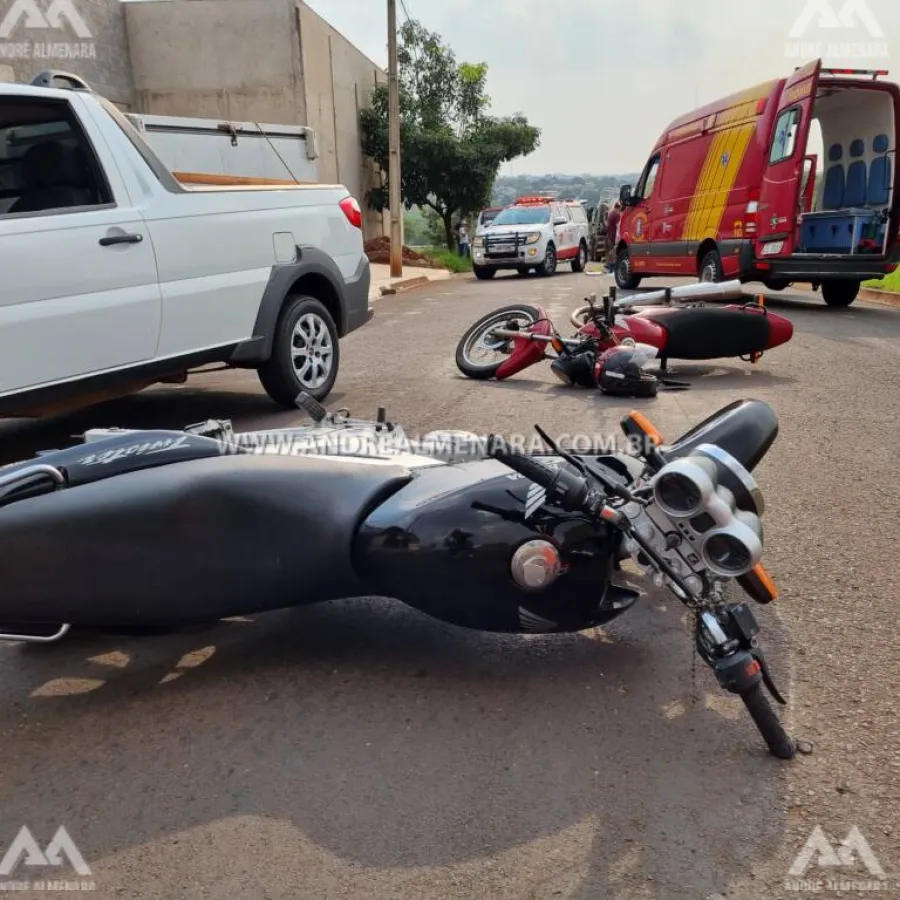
[303,0,899,173]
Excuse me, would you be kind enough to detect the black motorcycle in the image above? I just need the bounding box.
[0,395,796,758]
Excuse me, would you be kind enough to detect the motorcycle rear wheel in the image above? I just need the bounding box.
[455,304,542,379]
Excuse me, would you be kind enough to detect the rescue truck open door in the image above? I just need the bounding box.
[756,59,822,256]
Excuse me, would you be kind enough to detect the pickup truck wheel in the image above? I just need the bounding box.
[473,265,496,280]
[539,244,557,277]
[258,295,340,406]
[571,241,588,273]
[821,279,860,308]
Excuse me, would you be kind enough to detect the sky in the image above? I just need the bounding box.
[303,0,899,175]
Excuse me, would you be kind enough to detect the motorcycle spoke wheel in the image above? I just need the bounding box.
[455,305,542,379]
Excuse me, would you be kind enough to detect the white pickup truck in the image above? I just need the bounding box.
[0,74,373,416]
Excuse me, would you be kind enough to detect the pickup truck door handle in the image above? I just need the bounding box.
[99,233,143,246]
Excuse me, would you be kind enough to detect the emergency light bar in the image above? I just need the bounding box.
[514,196,554,205]
[815,67,890,80]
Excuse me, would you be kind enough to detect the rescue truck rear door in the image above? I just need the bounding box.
[756,59,822,255]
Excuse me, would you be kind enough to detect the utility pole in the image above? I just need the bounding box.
[387,0,403,276]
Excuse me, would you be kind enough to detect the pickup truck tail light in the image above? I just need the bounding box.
[340,196,362,230]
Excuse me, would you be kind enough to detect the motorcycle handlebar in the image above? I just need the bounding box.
[487,436,603,516]
[487,436,561,492]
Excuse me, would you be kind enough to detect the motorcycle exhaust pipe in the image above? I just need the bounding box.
[622,279,746,306]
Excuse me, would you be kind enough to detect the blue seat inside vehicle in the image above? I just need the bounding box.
[867,133,892,206]
[822,144,845,210]
[844,138,867,208]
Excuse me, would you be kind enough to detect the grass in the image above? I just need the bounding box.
[421,246,473,273]
[863,269,900,292]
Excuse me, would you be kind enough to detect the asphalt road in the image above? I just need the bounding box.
[1,271,898,900]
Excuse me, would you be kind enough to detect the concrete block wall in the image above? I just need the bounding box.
[0,0,133,105]
[124,0,387,240]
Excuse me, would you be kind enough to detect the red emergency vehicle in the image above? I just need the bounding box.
[615,59,900,306]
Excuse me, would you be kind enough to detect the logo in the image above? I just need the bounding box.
[788,0,884,39]
[0,0,90,38]
[785,825,895,893]
[721,151,731,167]
[523,482,546,520]
[631,210,649,242]
[0,825,96,892]
[784,0,889,62]
[0,0,96,61]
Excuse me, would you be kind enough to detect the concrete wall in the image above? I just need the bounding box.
[124,0,306,124]
[124,0,386,239]
[0,0,133,105]
[296,2,386,239]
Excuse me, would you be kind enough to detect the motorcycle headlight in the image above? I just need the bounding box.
[651,457,717,517]
[523,233,541,245]
[692,444,764,516]
[700,519,763,577]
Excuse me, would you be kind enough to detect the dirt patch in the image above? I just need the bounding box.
[364,237,444,269]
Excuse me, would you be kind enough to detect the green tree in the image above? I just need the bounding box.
[360,20,540,250]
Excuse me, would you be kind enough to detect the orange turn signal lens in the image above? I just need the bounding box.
[738,564,779,604]
[625,411,664,446]
[551,337,565,353]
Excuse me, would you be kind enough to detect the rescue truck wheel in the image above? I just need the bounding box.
[571,241,588,273]
[539,243,558,277]
[614,247,641,290]
[821,279,860,308]
[699,249,724,283]
[474,265,496,280]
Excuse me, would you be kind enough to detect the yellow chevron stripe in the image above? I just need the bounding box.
[684,130,727,239]
[694,126,743,238]
[685,123,756,242]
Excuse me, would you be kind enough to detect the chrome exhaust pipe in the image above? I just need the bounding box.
[621,279,746,306]
[0,623,71,643]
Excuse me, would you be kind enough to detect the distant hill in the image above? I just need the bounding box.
[491,173,641,208]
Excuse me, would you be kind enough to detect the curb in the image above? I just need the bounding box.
[859,287,900,309]
[380,275,431,296]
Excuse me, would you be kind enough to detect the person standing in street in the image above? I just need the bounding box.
[605,202,622,273]
[458,220,471,258]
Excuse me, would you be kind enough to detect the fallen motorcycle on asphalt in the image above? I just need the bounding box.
[455,278,795,393]
[0,393,796,759]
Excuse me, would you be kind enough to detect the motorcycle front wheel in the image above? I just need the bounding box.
[455,304,542,380]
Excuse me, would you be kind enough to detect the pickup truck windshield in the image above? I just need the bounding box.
[491,206,550,226]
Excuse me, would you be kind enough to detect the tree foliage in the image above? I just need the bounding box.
[360,20,541,249]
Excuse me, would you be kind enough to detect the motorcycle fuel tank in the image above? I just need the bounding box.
[354,456,637,634]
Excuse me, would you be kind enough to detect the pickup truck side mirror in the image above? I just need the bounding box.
[619,184,633,205]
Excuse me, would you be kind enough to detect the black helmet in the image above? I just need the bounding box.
[595,345,659,397]
[551,349,598,388]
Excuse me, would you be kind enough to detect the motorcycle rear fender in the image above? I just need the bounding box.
[495,307,552,380]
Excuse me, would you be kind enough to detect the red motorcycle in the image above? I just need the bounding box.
[455,278,794,382]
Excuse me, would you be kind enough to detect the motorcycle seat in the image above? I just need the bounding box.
[638,307,771,360]
[0,454,415,626]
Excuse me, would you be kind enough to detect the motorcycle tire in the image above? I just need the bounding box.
[455,304,542,380]
[740,683,796,760]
